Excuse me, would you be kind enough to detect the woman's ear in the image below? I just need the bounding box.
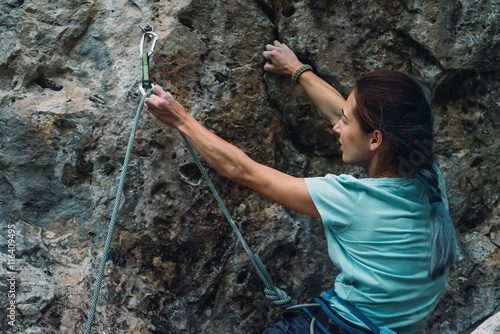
[369,130,384,151]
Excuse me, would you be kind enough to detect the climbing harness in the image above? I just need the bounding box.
[85,24,290,334]
[297,289,397,334]
[139,24,158,95]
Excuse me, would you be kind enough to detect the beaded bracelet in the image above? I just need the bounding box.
[291,65,312,84]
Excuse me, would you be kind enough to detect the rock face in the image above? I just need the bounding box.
[470,312,500,334]
[0,0,499,333]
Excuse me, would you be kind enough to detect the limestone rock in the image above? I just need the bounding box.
[470,312,500,334]
[0,0,499,333]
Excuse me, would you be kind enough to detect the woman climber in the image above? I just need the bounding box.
[144,41,458,334]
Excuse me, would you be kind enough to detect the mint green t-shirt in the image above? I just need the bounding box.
[304,169,449,333]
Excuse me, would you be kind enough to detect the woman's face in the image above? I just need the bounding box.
[333,92,375,170]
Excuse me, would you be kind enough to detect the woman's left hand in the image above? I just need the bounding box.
[263,41,303,76]
[145,86,189,129]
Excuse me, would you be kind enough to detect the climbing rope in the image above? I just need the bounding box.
[84,88,154,334]
[85,23,291,333]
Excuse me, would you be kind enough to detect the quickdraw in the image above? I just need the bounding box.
[139,24,159,95]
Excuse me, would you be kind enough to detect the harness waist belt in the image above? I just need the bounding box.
[302,297,373,334]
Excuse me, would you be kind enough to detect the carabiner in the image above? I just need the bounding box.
[139,24,159,95]
[140,24,159,58]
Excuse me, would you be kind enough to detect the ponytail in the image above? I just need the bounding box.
[416,167,458,279]
[353,70,458,280]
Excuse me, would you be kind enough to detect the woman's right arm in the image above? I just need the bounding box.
[144,86,321,219]
[263,41,345,125]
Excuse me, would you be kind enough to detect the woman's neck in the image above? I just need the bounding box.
[364,155,402,178]
[370,169,402,178]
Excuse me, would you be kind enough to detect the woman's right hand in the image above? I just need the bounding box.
[144,86,190,129]
[263,41,304,77]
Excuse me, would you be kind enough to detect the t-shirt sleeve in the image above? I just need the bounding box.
[304,174,361,233]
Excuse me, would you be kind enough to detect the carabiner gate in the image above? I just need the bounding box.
[139,24,159,95]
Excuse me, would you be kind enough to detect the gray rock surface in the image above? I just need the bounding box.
[0,0,499,333]
[471,312,500,334]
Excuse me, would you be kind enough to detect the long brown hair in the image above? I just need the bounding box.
[353,70,457,279]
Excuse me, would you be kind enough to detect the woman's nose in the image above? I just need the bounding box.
[333,119,341,134]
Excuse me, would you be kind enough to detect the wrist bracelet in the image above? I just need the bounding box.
[291,65,312,84]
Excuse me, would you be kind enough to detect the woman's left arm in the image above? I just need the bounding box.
[145,86,320,219]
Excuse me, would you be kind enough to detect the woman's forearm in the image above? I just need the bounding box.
[297,71,345,125]
[145,87,252,182]
[177,114,250,182]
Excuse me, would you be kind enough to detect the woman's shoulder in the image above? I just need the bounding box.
[319,173,417,188]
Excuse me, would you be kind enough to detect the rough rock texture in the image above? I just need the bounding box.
[470,312,500,334]
[0,0,499,333]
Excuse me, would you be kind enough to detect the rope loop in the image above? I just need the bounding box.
[264,286,293,308]
[250,254,292,308]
